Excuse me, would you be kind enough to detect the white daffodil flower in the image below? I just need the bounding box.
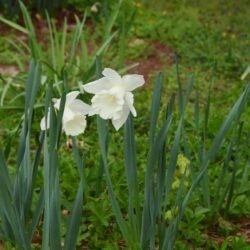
[82,68,145,130]
[40,91,90,136]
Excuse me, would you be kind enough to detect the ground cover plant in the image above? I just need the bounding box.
[0,1,249,249]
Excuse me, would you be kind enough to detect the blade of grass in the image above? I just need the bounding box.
[149,72,164,144]
[19,2,41,59]
[0,151,30,249]
[0,15,28,34]
[124,114,140,244]
[104,0,122,40]
[64,138,85,250]
[68,14,87,70]
[141,115,173,249]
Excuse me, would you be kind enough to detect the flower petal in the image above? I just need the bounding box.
[62,107,75,123]
[112,105,130,131]
[102,68,122,83]
[66,91,80,103]
[122,74,145,91]
[69,99,91,115]
[125,92,137,116]
[90,90,124,120]
[53,98,60,110]
[82,78,114,94]
[63,115,87,136]
[54,91,80,110]
[40,112,50,131]
[40,116,46,130]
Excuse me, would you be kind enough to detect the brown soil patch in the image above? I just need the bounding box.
[0,65,19,76]
[0,241,5,250]
[0,8,85,43]
[207,217,250,245]
[127,41,175,82]
[237,217,250,243]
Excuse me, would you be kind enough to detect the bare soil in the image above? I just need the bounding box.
[207,217,250,245]
[127,41,175,82]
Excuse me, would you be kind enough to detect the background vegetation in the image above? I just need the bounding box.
[0,0,249,249]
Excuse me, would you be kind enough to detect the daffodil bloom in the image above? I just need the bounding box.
[82,68,145,130]
[40,91,90,136]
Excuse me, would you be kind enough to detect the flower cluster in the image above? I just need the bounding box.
[41,68,145,136]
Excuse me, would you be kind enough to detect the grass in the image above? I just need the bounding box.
[0,0,249,249]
